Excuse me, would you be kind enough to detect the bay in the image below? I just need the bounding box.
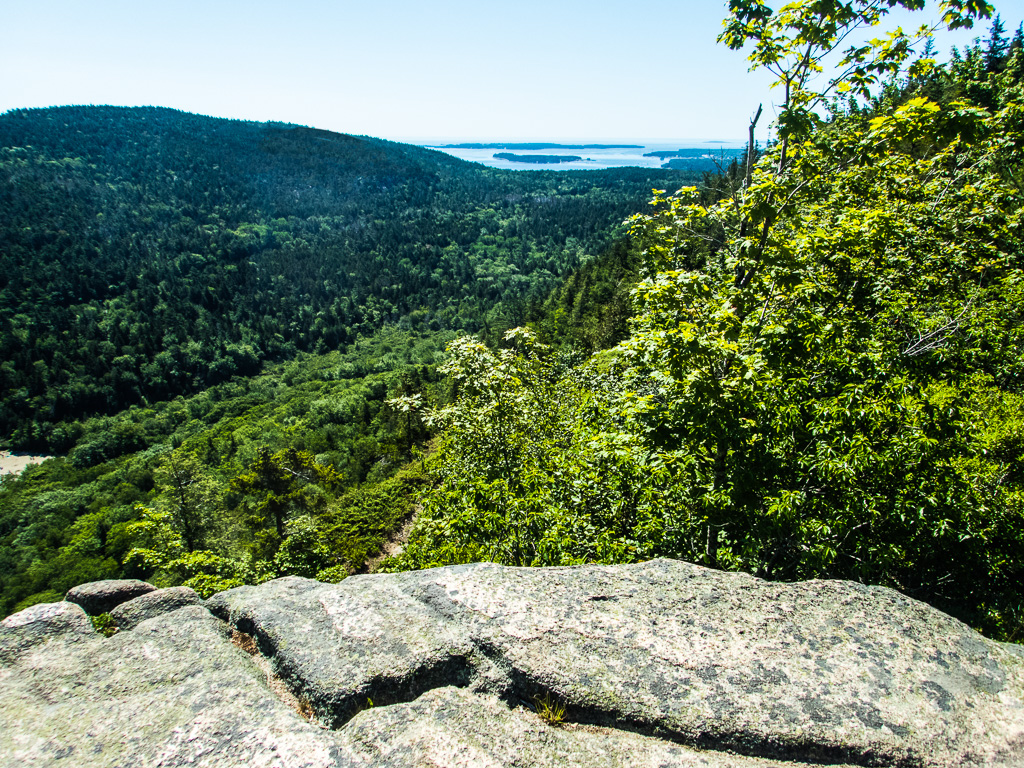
[418,140,746,171]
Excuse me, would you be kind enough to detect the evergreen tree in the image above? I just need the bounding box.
[985,13,1008,72]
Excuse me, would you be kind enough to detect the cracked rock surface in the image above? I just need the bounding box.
[2,559,1023,767]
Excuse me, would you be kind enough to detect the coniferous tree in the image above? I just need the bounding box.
[985,13,1008,72]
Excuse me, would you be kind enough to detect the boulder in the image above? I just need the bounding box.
[64,578,155,615]
[0,600,96,664]
[110,585,201,630]
[1,559,1022,767]
[345,684,838,768]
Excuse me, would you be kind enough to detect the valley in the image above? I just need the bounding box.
[0,106,698,616]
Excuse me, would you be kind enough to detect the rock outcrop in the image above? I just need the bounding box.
[1,559,1022,767]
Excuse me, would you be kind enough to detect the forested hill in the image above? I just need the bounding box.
[0,106,694,450]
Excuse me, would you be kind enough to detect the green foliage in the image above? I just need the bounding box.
[719,0,992,146]
[0,331,445,615]
[230,447,343,559]
[630,3,1022,637]
[152,450,221,552]
[395,4,1024,641]
[527,238,639,353]
[392,329,692,570]
[163,552,254,598]
[273,515,333,579]
[320,462,427,573]
[91,613,119,638]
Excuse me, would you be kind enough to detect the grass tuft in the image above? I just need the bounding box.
[532,691,566,726]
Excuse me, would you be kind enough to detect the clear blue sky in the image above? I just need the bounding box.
[1,1,1015,143]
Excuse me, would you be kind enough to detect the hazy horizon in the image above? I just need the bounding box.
[2,1,1005,146]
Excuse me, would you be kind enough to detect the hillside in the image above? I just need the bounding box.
[0,106,696,450]
[0,106,702,617]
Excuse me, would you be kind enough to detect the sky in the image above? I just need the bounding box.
[2,1,1019,144]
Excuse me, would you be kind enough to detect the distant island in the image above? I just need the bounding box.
[644,148,741,159]
[438,143,643,150]
[494,153,582,164]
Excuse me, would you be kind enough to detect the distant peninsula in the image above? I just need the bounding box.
[494,153,582,164]
[438,143,642,150]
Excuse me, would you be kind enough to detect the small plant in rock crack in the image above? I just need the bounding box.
[91,613,119,638]
[357,697,374,713]
[532,691,566,726]
[347,696,376,719]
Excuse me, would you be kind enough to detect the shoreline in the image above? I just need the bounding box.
[0,450,53,477]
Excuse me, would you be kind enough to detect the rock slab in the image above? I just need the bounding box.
[2,559,1023,767]
[0,601,359,767]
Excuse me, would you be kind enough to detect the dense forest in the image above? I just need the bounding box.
[3,3,1023,648]
[0,107,697,452]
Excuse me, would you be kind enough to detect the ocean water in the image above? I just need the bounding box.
[418,141,746,171]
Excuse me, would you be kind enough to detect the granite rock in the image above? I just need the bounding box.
[0,600,96,665]
[110,585,202,630]
[0,603,361,767]
[206,559,1024,767]
[344,685,857,768]
[64,578,156,615]
[1,559,1022,767]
